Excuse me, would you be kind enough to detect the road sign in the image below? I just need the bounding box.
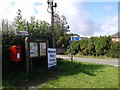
[16,31,29,36]
[71,36,81,41]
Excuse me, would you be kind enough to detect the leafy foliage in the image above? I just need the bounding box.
[87,37,96,56]
[13,9,26,31]
[65,41,80,55]
[54,14,70,48]
[106,41,120,58]
[94,36,111,56]
[2,9,71,72]
[66,36,119,58]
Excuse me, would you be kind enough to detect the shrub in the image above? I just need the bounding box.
[94,36,111,56]
[2,33,26,73]
[87,37,96,56]
[80,40,88,52]
[106,42,120,58]
[65,41,80,55]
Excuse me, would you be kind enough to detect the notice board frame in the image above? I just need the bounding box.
[25,37,48,77]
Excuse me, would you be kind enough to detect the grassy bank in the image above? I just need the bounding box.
[2,58,119,89]
[38,59,118,88]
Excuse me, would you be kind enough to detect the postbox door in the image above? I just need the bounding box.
[16,45,21,61]
[10,45,21,62]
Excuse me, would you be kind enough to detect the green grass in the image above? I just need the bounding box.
[2,58,119,89]
[38,58,119,88]
[75,53,118,60]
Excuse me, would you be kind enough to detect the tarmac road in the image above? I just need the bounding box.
[57,55,119,67]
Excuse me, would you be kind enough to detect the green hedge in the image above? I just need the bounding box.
[105,42,120,58]
[66,36,120,58]
[2,33,26,75]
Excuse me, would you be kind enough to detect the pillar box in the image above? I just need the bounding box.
[10,45,21,62]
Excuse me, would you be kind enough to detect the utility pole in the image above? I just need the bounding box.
[51,1,55,48]
[47,0,57,48]
[27,21,30,37]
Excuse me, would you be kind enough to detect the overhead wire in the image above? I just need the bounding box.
[0,0,16,19]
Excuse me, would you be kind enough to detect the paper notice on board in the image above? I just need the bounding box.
[17,53,20,59]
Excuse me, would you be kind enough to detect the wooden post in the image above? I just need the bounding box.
[71,36,73,62]
[27,21,30,36]
[25,37,30,79]
[71,46,73,62]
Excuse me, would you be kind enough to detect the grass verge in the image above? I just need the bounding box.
[38,58,119,88]
[2,58,119,89]
[75,53,118,60]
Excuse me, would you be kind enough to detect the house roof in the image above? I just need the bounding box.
[111,32,120,38]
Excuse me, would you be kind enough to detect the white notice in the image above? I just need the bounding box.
[17,53,20,59]
[48,48,57,68]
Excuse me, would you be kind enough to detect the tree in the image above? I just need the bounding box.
[54,14,70,48]
[29,16,51,38]
[14,9,26,31]
[2,19,9,34]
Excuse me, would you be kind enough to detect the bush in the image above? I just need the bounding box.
[65,41,80,55]
[105,50,119,58]
[2,33,26,74]
[66,36,119,58]
[80,40,88,52]
[94,36,111,56]
[106,42,120,58]
[87,37,96,56]
[82,48,89,55]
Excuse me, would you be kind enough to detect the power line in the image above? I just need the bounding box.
[0,0,16,18]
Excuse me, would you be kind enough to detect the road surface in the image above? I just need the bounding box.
[57,55,119,67]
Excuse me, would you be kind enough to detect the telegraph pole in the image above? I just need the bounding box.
[51,2,55,48]
[47,0,57,48]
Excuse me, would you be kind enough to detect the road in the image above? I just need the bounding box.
[57,55,119,67]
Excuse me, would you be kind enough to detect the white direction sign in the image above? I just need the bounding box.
[47,48,57,68]
[16,31,29,36]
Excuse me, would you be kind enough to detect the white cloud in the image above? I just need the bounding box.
[56,1,118,36]
[99,15,118,36]
[56,1,100,36]
[0,0,11,19]
[0,0,51,23]
[103,5,112,12]
[0,0,118,37]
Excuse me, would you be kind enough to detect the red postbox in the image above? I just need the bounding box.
[10,45,21,62]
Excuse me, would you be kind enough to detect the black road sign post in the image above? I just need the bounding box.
[70,36,81,61]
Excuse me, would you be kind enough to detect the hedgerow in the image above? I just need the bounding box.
[66,36,120,58]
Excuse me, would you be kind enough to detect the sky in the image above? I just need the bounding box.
[0,0,119,37]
